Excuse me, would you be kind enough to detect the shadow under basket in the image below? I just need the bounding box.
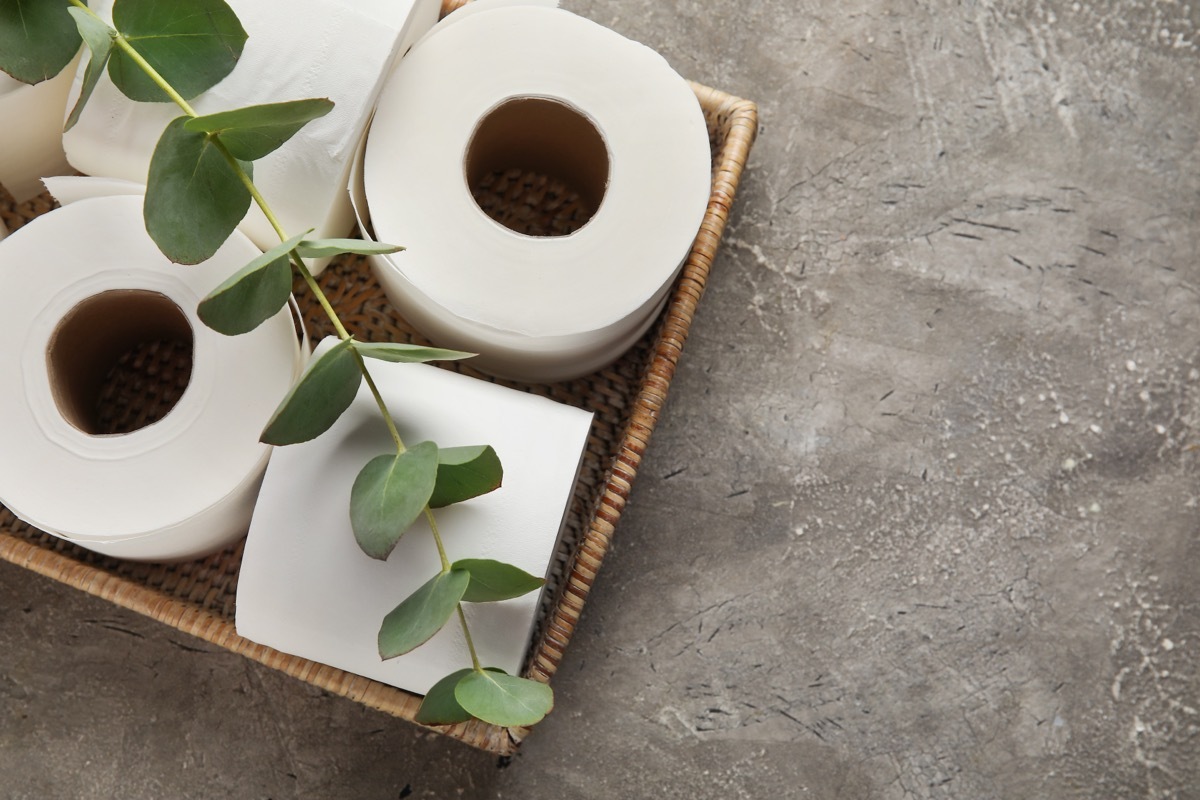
[0,72,757,755]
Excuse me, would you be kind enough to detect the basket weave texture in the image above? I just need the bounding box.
[0,3,757,756]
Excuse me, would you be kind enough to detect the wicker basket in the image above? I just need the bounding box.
[0,1,757,755]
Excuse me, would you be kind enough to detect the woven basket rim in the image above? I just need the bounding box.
[0,3,759,756]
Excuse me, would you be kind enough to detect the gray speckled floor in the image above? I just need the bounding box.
[3,1,1199,797]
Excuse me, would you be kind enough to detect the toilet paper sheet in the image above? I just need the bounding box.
[237,338,594,694]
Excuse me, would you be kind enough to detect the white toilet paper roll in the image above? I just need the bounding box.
[0,56,80,203]
[362,6,710,383]
[62,0,441,271]
[0,195,303,561]
[237,337,593,694]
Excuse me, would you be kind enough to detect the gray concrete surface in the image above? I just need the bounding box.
[2,0,1198,797]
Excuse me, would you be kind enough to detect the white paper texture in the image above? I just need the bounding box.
[0,56,80,203]
[42,175,146,206]
[237,338,593,694]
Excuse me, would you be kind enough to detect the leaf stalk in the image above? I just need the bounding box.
[86,11,506,723]
[457,604,483,672]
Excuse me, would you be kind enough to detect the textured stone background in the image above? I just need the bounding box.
[2,0,1198,797]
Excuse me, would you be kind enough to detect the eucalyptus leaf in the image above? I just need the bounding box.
[108,0,246,102]
[350,441,438,560]
[197,231,309,335]
[144,116,251,264]
[414,669,474,725]
[0,0,81,84]
[453,559,544,604]
[454,669,554,728]
[260,339,361,445]
[64,7,112,131]
[355,342,474,365]
[378,569,469,660]
[429,445,503,509]
[185,99,334,161]
[295,238,404,259]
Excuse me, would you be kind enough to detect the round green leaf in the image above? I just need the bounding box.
[350,442,438,560]
[108,0,247,102]
[414,669,474,726]
[0,0,81,85]
[453,559,544,604]
[429,445,503,509]
[197,231,308,336]
[260,339,362,445]
[378,569,469,660]
[355,342,474,365]
[295,238,404,259]
[64,8,114,132]
[454,670,554,728]
[184,98,335,161]
[144,116,252,265]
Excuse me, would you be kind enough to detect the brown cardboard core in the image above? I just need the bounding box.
[465,97,609,237]
[46,290,194,435]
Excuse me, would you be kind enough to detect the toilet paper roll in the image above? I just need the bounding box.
[0,195,304,561]
[62,0,441,271]
[362,6,711,383]
[237,337,594,694]
[0,56,80,203]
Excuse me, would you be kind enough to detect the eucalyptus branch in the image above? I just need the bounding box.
[2,0,554,728]
[110,12,488,676]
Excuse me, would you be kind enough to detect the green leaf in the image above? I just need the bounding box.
[184,99,335,161]
[455,669,554,727]
[378,569,469,660]
[295,238,404,259]
[108,0,247,102]
[64,8,113,131]
[453,559,544,604]
[144,116,252,264]
[0,0,81,84]
[260,339,361,445]
[350,442,438,560]
[429,445,503,508]
[414,669,474,726]
[197,231,308,336]
[355,342,474,365]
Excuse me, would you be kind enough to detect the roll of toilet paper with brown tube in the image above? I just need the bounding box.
[0,57,79,203]
[61,0,442,272]
[361,5,711,383]
[0,195,304,561]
